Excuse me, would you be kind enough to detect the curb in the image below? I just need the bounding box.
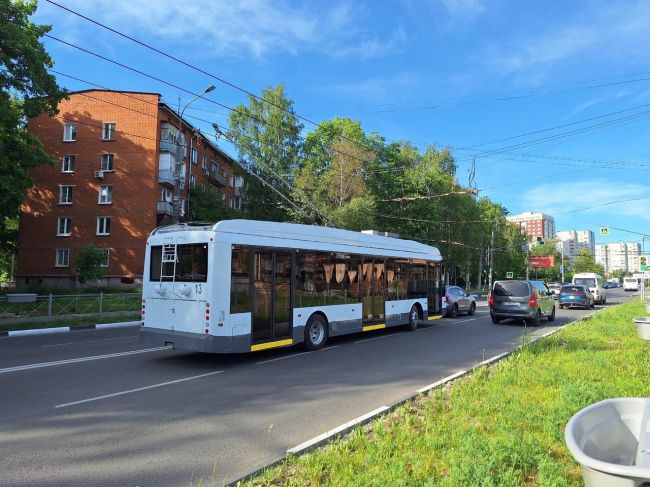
[0,321,141,337]
[228,308,603,486]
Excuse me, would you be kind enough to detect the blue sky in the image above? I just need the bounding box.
[34,0,650,250]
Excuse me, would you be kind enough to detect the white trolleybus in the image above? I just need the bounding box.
[140,220,444,353]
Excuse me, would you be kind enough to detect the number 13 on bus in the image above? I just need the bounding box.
[140,220,444,353]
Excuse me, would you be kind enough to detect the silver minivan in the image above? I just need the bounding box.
[489,280,556,326]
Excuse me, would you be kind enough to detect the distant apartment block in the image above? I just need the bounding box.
[18,90,238,288]
[506,211,555,242]
[596,242,641,273]
[556,230,595,260]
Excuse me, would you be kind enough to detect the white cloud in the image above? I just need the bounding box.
[522,179,650,220]
[36,0,402,60]
[482,1,650,74]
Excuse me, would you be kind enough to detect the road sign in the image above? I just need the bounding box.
[506,272,513,278]
[529,256,555,268]
[560,265,564,273]
[599,227,610,236]
[640,255,649,272]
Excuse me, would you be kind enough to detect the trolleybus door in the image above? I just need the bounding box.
[252,251,292,344]
[362,258,386,325]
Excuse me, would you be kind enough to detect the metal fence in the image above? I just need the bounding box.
[0,293,141,321]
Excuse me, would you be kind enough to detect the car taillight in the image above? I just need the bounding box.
[445,294,449,303]
[488,292,494,306]
[529,294,537,309]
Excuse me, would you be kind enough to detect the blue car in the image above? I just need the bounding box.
[558,284,594,310]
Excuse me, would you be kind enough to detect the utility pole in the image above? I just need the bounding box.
[477,234,483,291]
[488,226,495,291]
[173,85,215,223]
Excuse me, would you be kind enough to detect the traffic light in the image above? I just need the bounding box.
[640,255,649,272]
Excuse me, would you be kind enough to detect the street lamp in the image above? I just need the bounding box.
[173,85,216,223]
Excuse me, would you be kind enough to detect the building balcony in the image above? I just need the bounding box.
[208,170,227,187]
[156,201,173,215]
[158,168,175,187]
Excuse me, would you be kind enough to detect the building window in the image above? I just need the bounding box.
[102,122,116,141]
[234,195,242,210]
[201,156,207,172]
[99,248,110,267]
[63,124,77,142]
[201,181,205,190]
[100,153,114,171]
[190,175,196,188]
[55,249,69,267]
[191,147,197,164]
[57,217,71,236]
[59,186,74,205]
[161,188,172,202]
[210,161,217,173]
[98,185,113,204]
[97,217,111,235]
[61,155,75,173]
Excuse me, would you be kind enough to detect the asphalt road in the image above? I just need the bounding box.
[0,288,636,486]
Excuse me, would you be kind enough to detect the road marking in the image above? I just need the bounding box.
[288,405,389,455]
[354,333,396,343]
[54,370,224,408]
[42,336,137,348]
[0,346,171,374]
[256,345,340,365]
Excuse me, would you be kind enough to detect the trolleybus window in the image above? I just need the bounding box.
[149,244,208,282]
[230,246,250,313]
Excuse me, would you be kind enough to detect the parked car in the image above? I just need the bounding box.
[548,282,561,299]
[489,279,555,326]
[444,286,476,318]
[558,284,594,310]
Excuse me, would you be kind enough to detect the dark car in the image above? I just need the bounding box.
[558,284,594,310]
[489,279,555,326]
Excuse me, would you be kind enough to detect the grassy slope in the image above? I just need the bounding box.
[243,300,650,486]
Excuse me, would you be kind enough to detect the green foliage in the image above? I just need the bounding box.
[0,0,67,249]
[188,188,235,222]
[75,245,106,283]
[572,249,605,275]
[227,84,303,222]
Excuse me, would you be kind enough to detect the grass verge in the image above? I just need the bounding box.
[240,300,650,486]
[0,312,140,333]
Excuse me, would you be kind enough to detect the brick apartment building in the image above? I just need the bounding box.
[505,211,556,243]
[18,89,238,288]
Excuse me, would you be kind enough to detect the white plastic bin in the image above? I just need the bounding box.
[634,318,650,341]
[565,398,650,486]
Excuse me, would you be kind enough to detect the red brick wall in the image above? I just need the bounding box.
[19,90,160,280]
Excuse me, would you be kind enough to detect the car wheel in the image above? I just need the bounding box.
[559,304,564,309]
[590,302,595,309]
[528,309,541,327]
[448,304,458,318]
[406,305,419,331]
[547,305,555,322]
[304,314,328,350]
[468,302,476,316]
[490,313,500,324]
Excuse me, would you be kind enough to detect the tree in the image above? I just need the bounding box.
[188,188,235,222]
[227,85,303,222]
[572,249,606,275]
[0,0,67,274]
[76,245,106,284]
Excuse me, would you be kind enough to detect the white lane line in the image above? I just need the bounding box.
[288,405,389,455]
[353,334,396,343]
[256,345,340,365]
[54,370,224,408]
[416,370,468,394]
[42,336,137,348]
[0,346,171,374]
